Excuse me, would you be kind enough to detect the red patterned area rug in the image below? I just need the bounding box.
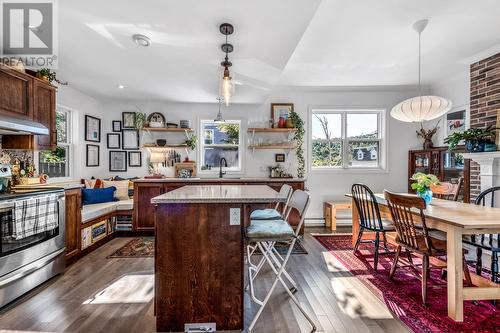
[314,234,500,333]
[107,237,154,258]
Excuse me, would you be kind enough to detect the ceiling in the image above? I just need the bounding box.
[57,0,500,103]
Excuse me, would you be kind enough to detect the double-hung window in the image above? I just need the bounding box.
[38,106,73,178]
[310,109,385,171]
[199,120,242,172]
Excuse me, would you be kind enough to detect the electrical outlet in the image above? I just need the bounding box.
[230,208,240,225]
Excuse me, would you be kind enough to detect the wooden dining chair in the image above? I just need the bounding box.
[430,177,463,201]
[384,191,472,305]
[351,183,395,271]
[463,187,500,286]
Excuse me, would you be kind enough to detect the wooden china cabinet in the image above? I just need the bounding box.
[408,146,470,202]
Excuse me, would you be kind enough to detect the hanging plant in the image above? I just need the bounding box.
[290,110,305,178]
[134,106,147,131]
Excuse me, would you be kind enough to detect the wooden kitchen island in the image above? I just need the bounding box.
[151,185,286,332]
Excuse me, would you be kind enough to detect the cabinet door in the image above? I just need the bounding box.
[134,183,164,231]
[65,188,82,260]
[0,66,33,119]
[34,80,56,149]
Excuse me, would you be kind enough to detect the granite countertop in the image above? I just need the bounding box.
[135,177,306,183]
[151,184,286,204]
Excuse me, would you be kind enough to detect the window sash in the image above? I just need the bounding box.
[199,120,243,172]
[310,110,383,170]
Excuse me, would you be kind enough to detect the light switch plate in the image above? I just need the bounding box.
[229,208,241,225]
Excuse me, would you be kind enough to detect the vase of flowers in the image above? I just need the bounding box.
[410,172,439,205]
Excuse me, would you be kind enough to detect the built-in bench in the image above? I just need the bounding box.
[82,199,134,223]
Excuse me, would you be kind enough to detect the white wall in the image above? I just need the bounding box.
[55,85,111,179]
[98,87,425,221]
[429,69,470,146]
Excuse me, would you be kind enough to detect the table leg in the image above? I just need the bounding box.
[331,205,337,232]
[351,198,359,248]
[447,225,464,322]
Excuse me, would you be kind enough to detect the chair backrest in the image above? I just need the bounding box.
[384,191,433,253]
[474,186,500,242]
[275,184,293,213]
[431,178,463,201]
[283,189,311,236]
[351,183,383,231]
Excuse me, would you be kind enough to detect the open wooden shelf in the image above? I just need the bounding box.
[247,128,297,133]
[142,143,188,150]
[248,144,297,150]
[143,127,194,132]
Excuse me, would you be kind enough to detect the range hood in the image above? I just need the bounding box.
[0,115,49,135]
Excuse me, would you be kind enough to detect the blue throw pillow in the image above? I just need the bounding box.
[82,187,117,205]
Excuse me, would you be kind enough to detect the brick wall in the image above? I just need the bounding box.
[469,52,500,198]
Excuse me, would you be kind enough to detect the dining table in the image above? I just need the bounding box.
[348,193,500,322]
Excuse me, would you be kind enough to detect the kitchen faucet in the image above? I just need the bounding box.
[219,157,228,178]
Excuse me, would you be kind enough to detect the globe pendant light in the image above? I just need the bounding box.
[391,19,452,123]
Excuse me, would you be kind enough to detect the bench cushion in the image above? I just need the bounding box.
[116,199,134,211]
[250,208,281,220]
[82,202,117,223]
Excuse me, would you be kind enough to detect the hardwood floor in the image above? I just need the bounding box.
[0,228,411,333]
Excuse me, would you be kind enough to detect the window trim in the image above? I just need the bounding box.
[36,104,76,181]
[308,107,388,174]
[197,119,245,175]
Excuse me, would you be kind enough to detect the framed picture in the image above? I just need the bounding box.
[109,151,127,172]
[122,112,136,129]
[86,144,100,167]
[271,103,294,128]
[122,129,140,150]
[85,115,101,142]
[112,120,122,132]
[275,153,285,163]
[444,107,468,137]
[107,133,121,149]
[128,151,142,167]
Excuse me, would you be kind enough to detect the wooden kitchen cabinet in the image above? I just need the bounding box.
[33,80,57,149]
[65,188,82,262]
[133,182,166,232]
[0,65,57,150]
[0,64,33,120]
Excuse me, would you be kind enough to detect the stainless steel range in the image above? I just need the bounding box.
[0,166,65,308]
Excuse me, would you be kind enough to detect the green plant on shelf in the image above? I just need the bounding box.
[185,134,198,150]
[444,125,497,150]
[290,110,305,178]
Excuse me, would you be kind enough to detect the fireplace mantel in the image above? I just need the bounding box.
[463,151,500,193]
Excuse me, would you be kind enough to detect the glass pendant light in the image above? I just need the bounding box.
[391,19,452,123]
[219,23,235,107]
[214,97,225,123]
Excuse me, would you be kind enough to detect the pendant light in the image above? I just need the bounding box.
[390,19,452,123]
[214,97,225,123]
[219,23,235,106]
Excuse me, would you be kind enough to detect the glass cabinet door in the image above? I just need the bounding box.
[413,152,430,174]
[442,151,464,183]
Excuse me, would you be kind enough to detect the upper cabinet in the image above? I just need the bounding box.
[0,65,57,150]
[33,80,57,149]
[0,65,33,120]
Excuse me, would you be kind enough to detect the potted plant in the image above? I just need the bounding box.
[289,110,305,178]
[35,68,68,85]
[444,125,497,152]
[410,172,439,205]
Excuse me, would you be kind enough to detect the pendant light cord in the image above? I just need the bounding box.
[418,30,422,94]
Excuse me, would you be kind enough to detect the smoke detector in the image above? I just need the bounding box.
[132,34,151,47]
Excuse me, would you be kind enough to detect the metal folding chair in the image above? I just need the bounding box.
[245,189,316,332]
[250,184,293,220]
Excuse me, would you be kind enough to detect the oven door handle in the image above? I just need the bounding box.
[0,247,65,288]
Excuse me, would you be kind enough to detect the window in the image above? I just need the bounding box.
[199,120,242,172]
[38,107,72,178]
[310,109,385,170]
